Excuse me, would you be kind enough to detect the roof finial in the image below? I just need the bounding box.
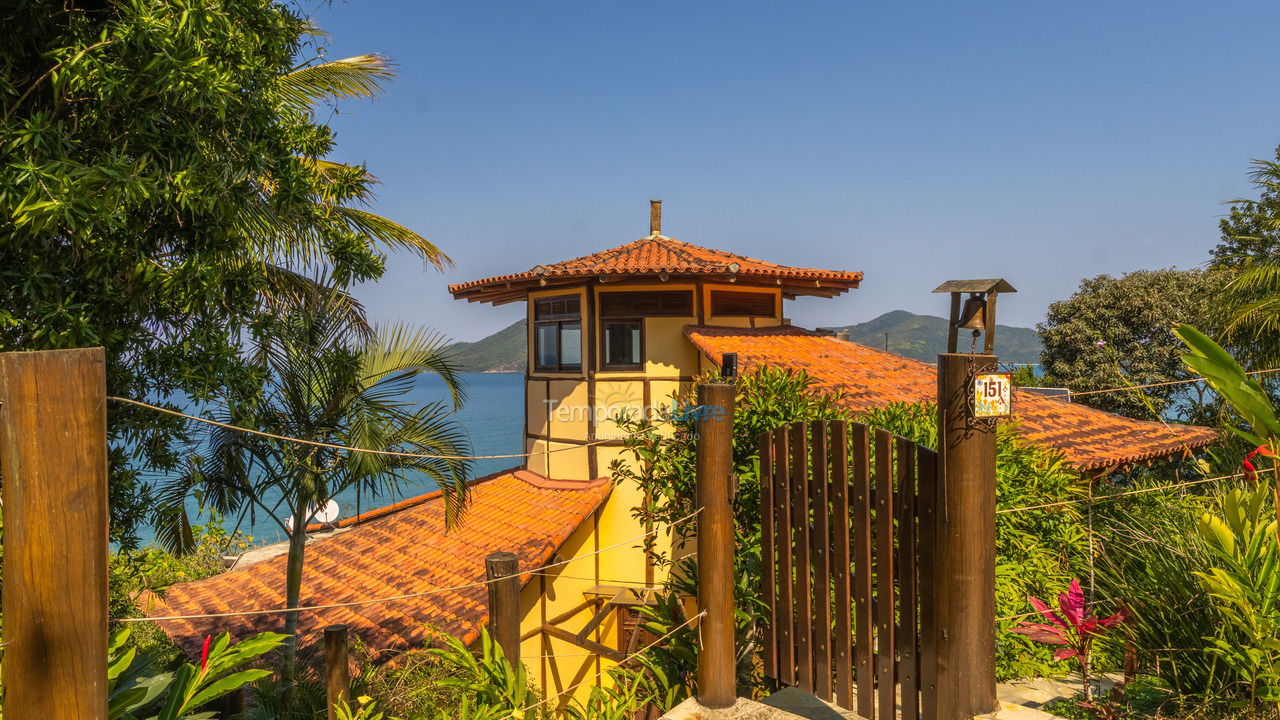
[649,199,662,236]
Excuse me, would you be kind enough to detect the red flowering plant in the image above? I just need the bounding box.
[1011,579,1126,699]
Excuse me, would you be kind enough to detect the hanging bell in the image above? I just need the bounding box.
[956,294,987,331]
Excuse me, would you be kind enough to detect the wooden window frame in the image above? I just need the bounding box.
[533,294,582,373]
[710,290,777,318]
[601,318,644,371]
[599,290,693,319]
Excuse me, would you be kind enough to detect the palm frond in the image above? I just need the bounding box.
[279,54,395,112]
[360,323,468,409]
[333,206,452,270]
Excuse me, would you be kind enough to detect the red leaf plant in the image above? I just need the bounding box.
[1012,579,1126,699]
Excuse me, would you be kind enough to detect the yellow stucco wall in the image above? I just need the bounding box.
[511,281,784,706]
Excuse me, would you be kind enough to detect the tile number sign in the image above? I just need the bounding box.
[973,373,1012,418]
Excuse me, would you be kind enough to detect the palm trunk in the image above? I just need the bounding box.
[282,502,308,697]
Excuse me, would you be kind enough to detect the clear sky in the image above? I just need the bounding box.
[309,0,1280,343]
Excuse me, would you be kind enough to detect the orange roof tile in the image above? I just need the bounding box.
[145,469,610,663]
[449,235,862,304]
[685,325,1219,471]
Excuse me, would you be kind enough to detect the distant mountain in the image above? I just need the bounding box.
[446,310,1043,372]
[446,320,526,373]
[825,310,1042,363]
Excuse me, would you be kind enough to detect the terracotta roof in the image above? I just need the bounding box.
[684,325,1219,471]
[449,235,862,304]
[145,469,610,662]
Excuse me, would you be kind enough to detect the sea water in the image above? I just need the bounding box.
[130,372,525,548]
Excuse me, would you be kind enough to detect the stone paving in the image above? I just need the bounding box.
[660,675,1120,720]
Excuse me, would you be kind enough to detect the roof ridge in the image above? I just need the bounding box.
[304,466,520,532]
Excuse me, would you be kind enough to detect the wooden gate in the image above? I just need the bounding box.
[758,420,938,720]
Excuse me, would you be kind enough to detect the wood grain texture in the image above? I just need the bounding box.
[1,348,109,719]
[897,438,919,720]
[874,429,896,720]
[695,383,737,708]
[789,422,813,691]
[935,354,998,719]
[829,422,853,709]
[759,432,777,679]
[325,625,350,720]
[774,427,795,685]
[811,421,833,701]
[851,423,875,720]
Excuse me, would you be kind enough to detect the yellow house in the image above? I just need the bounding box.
[144,200,1215,712]
[448,200,864,699]
[144,200,863,708]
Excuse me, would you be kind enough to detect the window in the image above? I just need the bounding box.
[600,291,693,318]
[603,320,643,370]
[710,290,776,317]
[533,295,582,372]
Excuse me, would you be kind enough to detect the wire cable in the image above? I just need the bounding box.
[109,395,644,461]
[1033,367,1280,400]
[995,472,1246,515]
[121,509,700,623]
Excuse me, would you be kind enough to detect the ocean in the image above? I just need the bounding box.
[133,372,526,548]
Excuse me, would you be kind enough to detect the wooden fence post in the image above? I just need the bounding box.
[0,348,109,719]
[486,551,521,668]
[324,624,350,720]
[934,353,998,719]
[695,382,736,709]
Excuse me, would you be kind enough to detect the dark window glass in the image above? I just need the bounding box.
[600,291,693,318]
[603,320,643,369]
[710,290,776,317]
[533,295,582,372]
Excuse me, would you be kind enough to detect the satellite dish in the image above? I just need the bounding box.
[311,499,341,525]
[287,499,342,533]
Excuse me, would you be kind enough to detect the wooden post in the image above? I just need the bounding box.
[695,382,736,709]
[0,348,109,719]
[934,353,998,719]
[486,551,521,668]
[324,625,350,720]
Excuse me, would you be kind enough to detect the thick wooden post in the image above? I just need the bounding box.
[0,348,109,719]
[934,353,998,719]
[695,382,736,708]
[324,625,350,720]
[486,551,521,668]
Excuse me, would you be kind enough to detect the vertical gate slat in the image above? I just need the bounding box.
[759,431,777,681]
[790,423,814,692]
[811,421,833,701]
[897,438,920,720]
[851,423,875,720]
[774,427,795,686]
[917,448,939,720]
[830,422,853,710]
[874,429,896,720]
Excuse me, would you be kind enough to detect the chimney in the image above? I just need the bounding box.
[650,199,662,236]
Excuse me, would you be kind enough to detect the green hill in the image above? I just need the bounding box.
[446,311,1042,372]
[446,319,526,372]
[824,310,1042,363]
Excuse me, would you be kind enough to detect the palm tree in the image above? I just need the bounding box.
[238,53,450,327]
[156,299,473,683]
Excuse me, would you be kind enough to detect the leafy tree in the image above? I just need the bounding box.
[1211,151,1280,369]
[156,301,472,684]
[1,0,445,546]
[1213,147,1280,266]
[1038,269,1226,422]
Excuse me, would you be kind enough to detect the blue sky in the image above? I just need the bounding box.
[310,0,1280,342]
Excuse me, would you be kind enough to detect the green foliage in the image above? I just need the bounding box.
[1194,487,1280,706]
[105,627,283,719]
[1212,148,1280,370]
[0,0,446,546]
[612,366,1092,685]
[154,301,473,682]
[1039,269,1227,422]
